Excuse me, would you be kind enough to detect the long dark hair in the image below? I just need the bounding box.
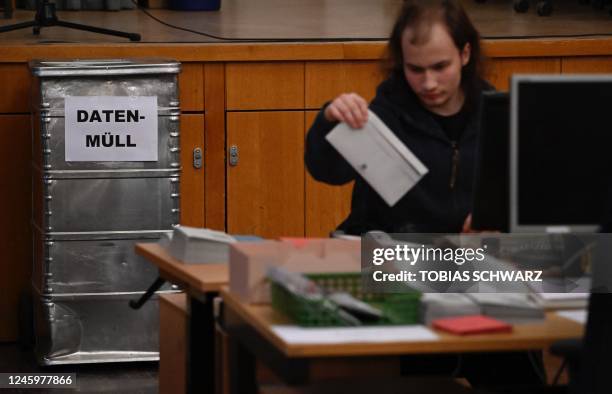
[386,0,483,107]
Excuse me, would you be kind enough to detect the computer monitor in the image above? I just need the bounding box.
[472,91,510,232]
[510,74,612,233]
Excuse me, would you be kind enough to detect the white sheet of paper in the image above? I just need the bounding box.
[271,325,438,345]
[325,110,428,206]
[557,310,588,325]
[536,293,589,301]
[65,96,158,162]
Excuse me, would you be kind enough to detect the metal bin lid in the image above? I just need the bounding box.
[29,59,181,77]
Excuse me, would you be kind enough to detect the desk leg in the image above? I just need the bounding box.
[187,293,216,394]
[228,333,257,394]
[221,301,309,393]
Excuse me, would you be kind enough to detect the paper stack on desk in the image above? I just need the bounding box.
[421,294,481,325]
[325,110,428,206]
[528,278,590,309]
[421,293,545,325]
[468,293,544,323]
[529,292,588,309]
[272,325,438,344]
[168,226,237,264]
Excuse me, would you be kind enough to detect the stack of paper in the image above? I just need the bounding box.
[421,294,481,325]
[528,278,590,309]
[167,226,236,264]
[326,110,428,206]
[271,325,438,345]
[557,310,587,324]
[530,292,588,309]
[422,293,545,325]
[468,293,544,323]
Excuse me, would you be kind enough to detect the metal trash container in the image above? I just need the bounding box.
[30,59,181,365]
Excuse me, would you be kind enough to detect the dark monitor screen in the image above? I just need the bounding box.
[472,91,510,232]
[511,75,612,232]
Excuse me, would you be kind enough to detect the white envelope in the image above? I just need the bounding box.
[325,110,428,206]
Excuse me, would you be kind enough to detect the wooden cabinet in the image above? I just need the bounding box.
[483,57,561,91]
[562,56,612,73]
[180,114,205,227]
[204,63,226,231]
[305,61,385,109]
[226,62,305,110]
[159,293,188,394]
[304,111,353,237]
[178,64,206,227]
[178,63,204,112]
[0,64,31,113]
[0,115,32,341]
[226,111,305,238]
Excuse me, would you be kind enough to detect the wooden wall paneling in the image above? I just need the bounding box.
[304,111,353,237]
[483,57,561,91]
[178,62,204,112]
[204,63,226,231]
[180,114,205,227]
[0,115,32,342]
[225,62,304,110]
[561,56,612,73]
[305,61,385,109]
[0,64,31,113]
[226,111,305,238]
[2,38,612,63]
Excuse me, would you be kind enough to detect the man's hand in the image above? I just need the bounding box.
[462,214,473,233]
[324,93,369,129]
[462,213,501,233]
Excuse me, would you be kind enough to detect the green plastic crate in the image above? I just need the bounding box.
[270,272,420,327]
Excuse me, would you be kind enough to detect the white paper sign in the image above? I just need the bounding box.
[65,96,158,162]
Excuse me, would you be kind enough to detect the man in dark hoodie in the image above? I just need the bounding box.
[306,0,491,235]
[306,0,547,388]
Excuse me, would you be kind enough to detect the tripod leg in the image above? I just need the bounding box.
[54,20,141,41]
[0,21,37,33]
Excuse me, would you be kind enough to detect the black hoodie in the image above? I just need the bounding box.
[305,73,492,235]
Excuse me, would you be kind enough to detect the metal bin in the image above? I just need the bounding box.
[30,59,182,365]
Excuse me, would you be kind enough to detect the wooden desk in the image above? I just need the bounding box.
[135,243,229,394]
[220,289,584,393]
[135,243,227,294]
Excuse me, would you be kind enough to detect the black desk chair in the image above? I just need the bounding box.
[544,294,612,394]
[478,294,611,394]
[576,293,612,394]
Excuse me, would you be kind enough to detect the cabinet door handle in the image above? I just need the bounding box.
[229,145,239,166]
[193,147,203,169]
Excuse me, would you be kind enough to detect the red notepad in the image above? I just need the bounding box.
[432,315,513,335]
